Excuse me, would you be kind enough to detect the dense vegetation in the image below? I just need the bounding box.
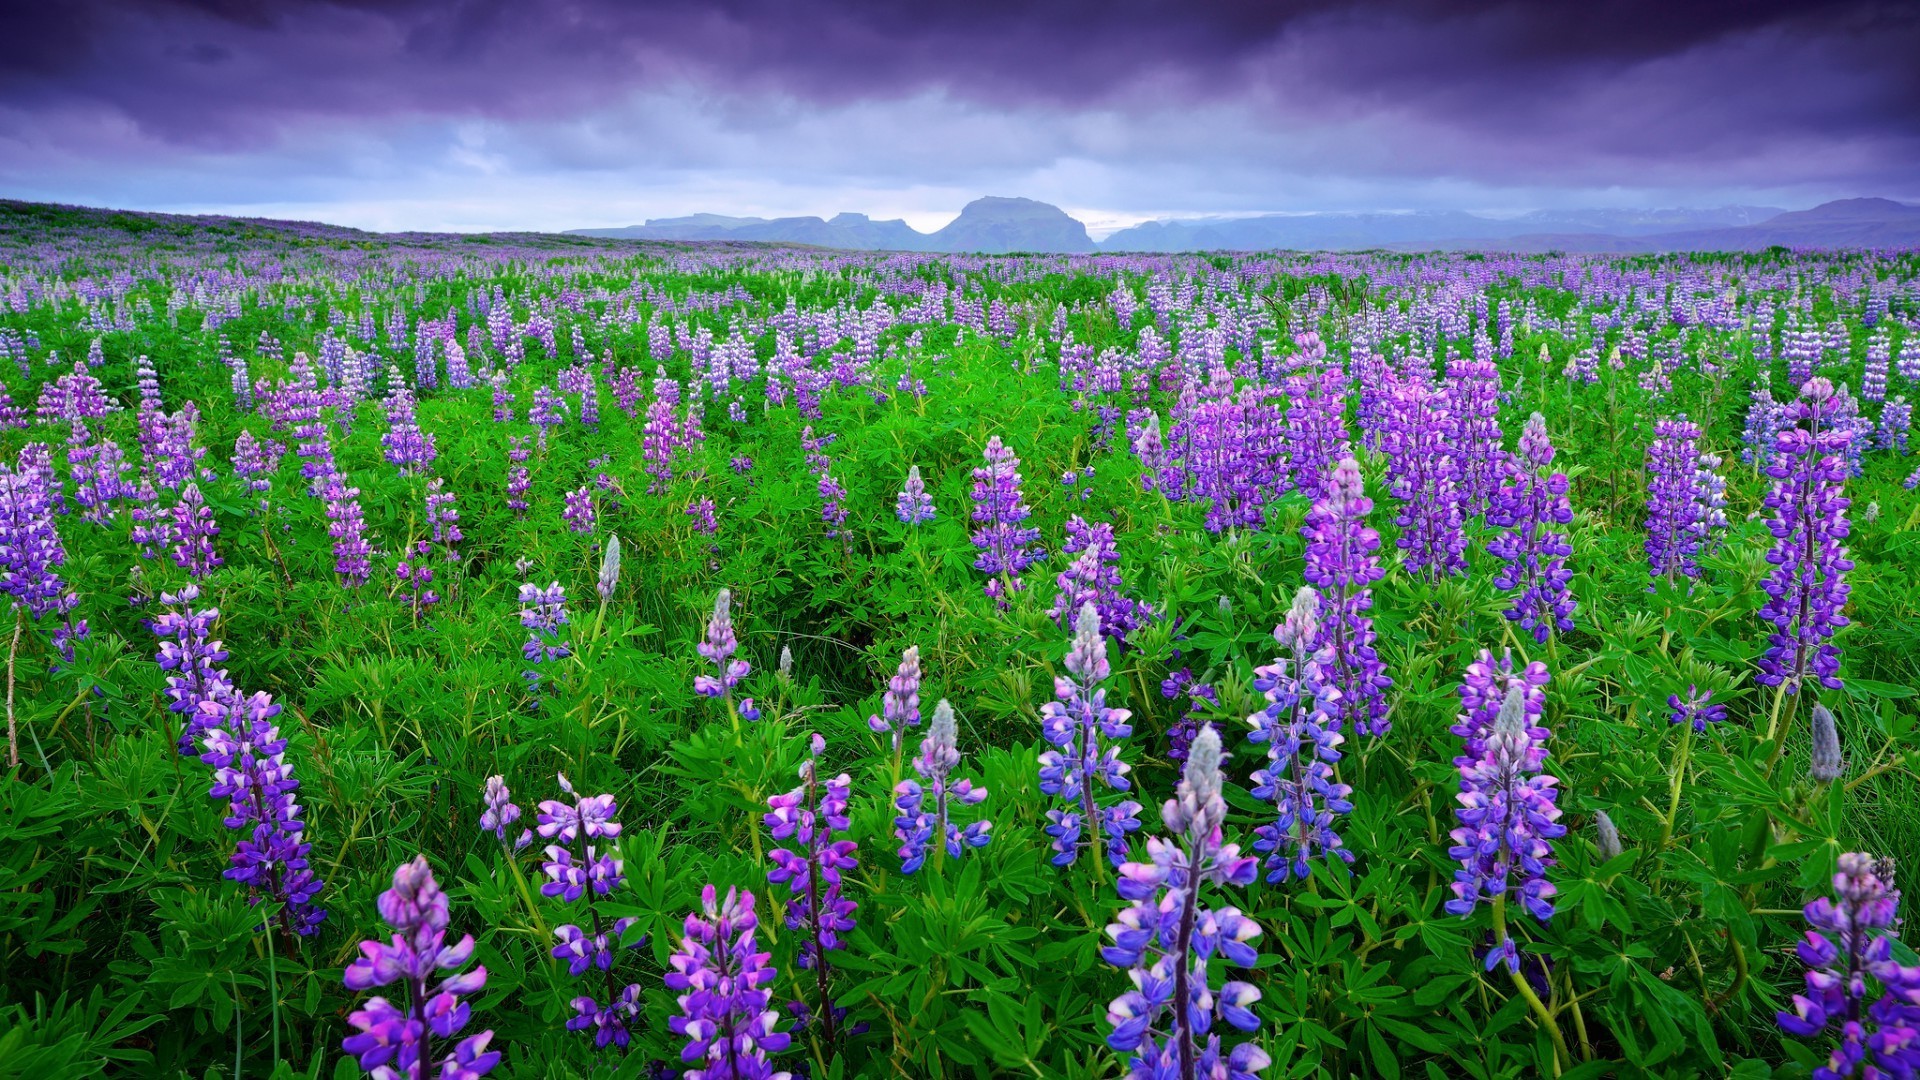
[0,200,1917,1078]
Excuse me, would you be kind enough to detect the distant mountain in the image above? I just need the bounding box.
[926,196,1095,253]
[1390,199,1920,253]
[1098,205,1790,252]
[570,197,1917,253]
[571,196,1094,253]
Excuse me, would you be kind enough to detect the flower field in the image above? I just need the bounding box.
[1,200,1918,1078]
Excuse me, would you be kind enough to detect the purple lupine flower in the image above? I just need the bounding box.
[1757,378,1853,695]
[153,584,230,756]
[816,470,848,539]
[895,464,935,525]
[1039,602,1143,867]
[1644,416,1710,583]
[1487,413,1577,645]
[970,436,1044,607]
[1050,516,1150,645]
[426,477,462,569]
[1382,378,1468,580]
[563,485,596,535]
[379,372,437,475]
[866,644,922,753]
[69,435,133,524]
[538,774,645,1047]
[1248,587,1354,884]
[505,437,531,518]
[1283,360,1351,499]
[694,588,751,711]
[893,700,991,873]
[1777,853,1920,1079]
[666,886,792,1079]
[233,431,282,513]
[531,385,567,451]
[198,683,327,935]
[1667,685,1728,732]
[519,582,572,666]
[394,542,439,615]
[0,453,78,622]
[341,856,499,1080]
[1301,457,1392,739]
[765,733,859,1044]
[480,775,530,850]
[1452,649,1550,766]
[686,497,718,536]
[1100,726,1267,1080]
[1447,356,1506,517]
[1445,682,1565,973]
[167,482,222,579]
[322,474,371,589]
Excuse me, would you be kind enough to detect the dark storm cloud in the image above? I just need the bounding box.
[0,0,1915,224]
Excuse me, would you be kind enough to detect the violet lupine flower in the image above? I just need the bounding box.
[686,498,718,536]
[969,436,1045,608]
[895,464,935,525]
[323,474,371,589]
[1447,356,1506,517]
[342,856,499,1080]
[480,775,530,850]
[816,470,849,539]
[1667,686,1727,733]
[1777,853,1920,1079]
[666,886,792,1080]
[531,385,566,451]
[426,477,463,568]
[505,437,531,519]
[167,482,222,579]
[1644,416,1711,583]
[198,682,327,935]
[765,734,859,1045]
[1050,516,1150,645]
[893,700,991,873]
[694,589,751,710]
[1248,587,1354,884]
[563,485,596,534]
[153,584,230,756]
[1486,413,1577,645]
[1757,378,1854,696]
[233,431,282,513]
[379,374,437,475]
[1100,726,1267,1080]
[538,774,645,1048]
[1445,682,1565,973]
[519,582,572,666]
[865,644,922,753]
[1039,603,1143,867]
[0,454,79,622]
[1382,378,1468,581]
[1301,457,1393,739]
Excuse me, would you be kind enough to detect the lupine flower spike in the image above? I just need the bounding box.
[1248,587,1355,884]
[893,700,991,873]
[765,734,859,1044]
[695,588,755,722]
[1038,602,1142,867]
[538,773,645,1047]
[342,856,499,1080]
[1101,726,1268,1079]
[667,886,793,1080]
[1777,853,1920,1079]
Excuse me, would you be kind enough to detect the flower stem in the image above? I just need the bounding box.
[1490,893,1570,1076]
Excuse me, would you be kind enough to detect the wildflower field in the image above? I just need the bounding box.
[3,199,1919,1079]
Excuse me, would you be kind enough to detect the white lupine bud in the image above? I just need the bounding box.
[1595,810,1623,861]
[1810,703,1844,783]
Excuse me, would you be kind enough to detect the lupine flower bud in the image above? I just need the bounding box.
[1809,703,1844,783]
[1595,810,1622,862]
[597,534,621,603]
[778,644,793,684]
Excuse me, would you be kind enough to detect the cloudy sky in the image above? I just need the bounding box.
[2,0,1917,235]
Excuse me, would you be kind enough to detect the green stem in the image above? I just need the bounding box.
[1658,721,1694,849]
[1491,893,1570,1076]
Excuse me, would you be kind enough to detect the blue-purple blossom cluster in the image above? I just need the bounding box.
[1038,602,1142,867]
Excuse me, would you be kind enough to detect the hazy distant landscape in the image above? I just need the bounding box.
[572,195,1920,253]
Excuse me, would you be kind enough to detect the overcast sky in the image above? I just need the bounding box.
[2,0,1917,235]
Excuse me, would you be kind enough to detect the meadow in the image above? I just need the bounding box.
[0,199,1916,1079]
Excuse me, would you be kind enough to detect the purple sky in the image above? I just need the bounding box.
[3,0,1917,234]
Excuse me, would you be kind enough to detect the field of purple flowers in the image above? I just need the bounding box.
[1,199,1917,1078]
